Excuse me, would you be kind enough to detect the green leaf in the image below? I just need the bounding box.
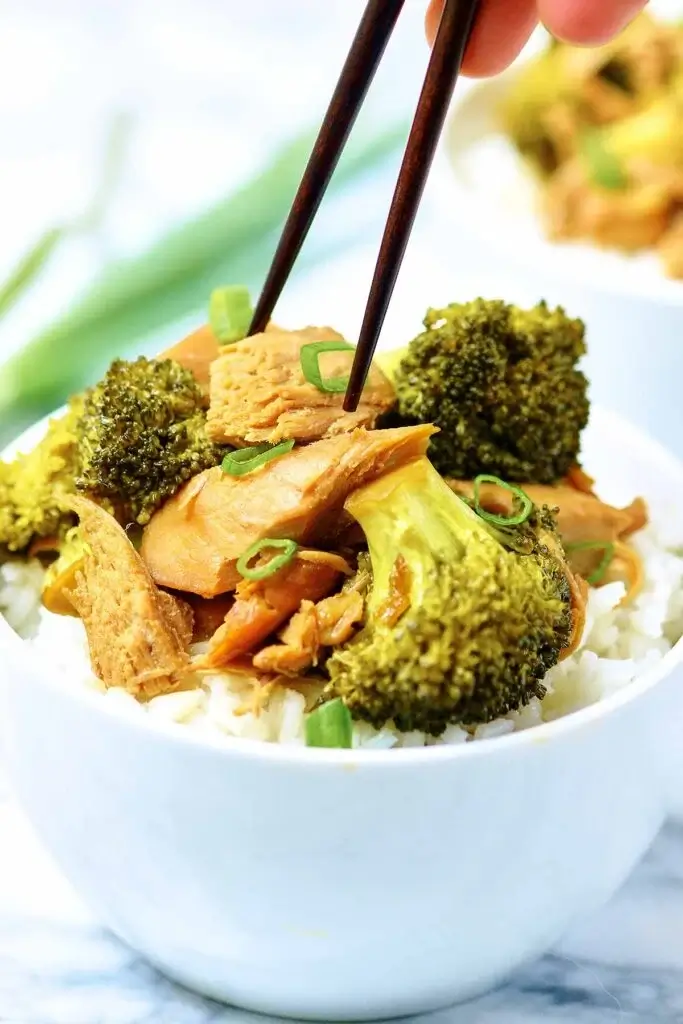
[0,226,65,319]
[0,114,133,334]
[76,111,134,232]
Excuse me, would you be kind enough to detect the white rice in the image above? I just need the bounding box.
[2,520,683,750]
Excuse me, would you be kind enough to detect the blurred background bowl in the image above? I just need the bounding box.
[428,17,683,459]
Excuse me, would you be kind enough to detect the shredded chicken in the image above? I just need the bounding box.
[295,550,353,575]
[64,497,192,698]
[253,589,365,676]
[375,555,412,627]
[206,326,395,446]
[141,424,435,597]
[316,589,365,645]
[195,555,343,669]
[253,600,320,675]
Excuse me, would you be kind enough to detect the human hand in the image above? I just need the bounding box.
[425,0,649,76]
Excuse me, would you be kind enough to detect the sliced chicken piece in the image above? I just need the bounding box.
[449,478,644,616]
[141,424,435,597]
[206,326,395,445]
[448,480,647,545]
[253,588,365,676]
[65,497,192,698]
[252,599,320,676]
[563,464,596,494]
[315,588,365,645]
[196,555,342,669]
[158,320,286,390]
[160,325,220,390]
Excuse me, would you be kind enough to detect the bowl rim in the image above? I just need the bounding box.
[430,65,683,310]
[2,403,683,768]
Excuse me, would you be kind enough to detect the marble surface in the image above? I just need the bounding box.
[1,756,683,1024]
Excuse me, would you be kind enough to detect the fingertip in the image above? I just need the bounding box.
[426,0,537,78]
[459,0,537,78]
[538,0,648,45]
[425,0,442,46]
[460,36,527,78]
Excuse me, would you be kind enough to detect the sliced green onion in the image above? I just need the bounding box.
[473,474,533,528]
[222,439,295,477]
[305,698,353,749]
[565,540,615,586]
[236,537,298,581]
[300,340,355,393]
[580,131,628,191]
[209,285,253,344]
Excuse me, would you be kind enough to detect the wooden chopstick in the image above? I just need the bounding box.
[248,0,480,412]
[344,0,480,410]
[248,0,406,337]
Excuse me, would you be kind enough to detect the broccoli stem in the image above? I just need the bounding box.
[346,457,490,614]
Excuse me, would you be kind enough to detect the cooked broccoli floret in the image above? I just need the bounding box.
[0,399,82,554]
[326,458,571,735]
[76,357,223,525]
[387,298,589,484]
[0,466,14,548]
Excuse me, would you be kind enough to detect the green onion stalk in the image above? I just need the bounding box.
[0,118,409,444]
[305,697,353,749]
[209,284,254,344]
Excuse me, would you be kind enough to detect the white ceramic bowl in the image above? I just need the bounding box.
[428,36,683,458]
[1,407,683,1020]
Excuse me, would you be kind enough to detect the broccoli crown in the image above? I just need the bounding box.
[391,298,589,484]
[0,399,82,554]
[76,357,223,525]
[326,458,571,735]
